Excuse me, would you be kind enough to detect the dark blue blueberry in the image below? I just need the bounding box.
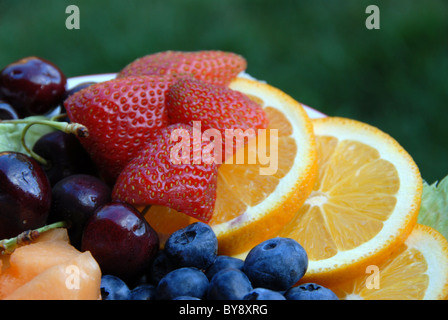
[207,268,253,300]
[205,255,244,280]
[243,237,308,291]
[148,250,176,285]
[172,296,201,300]
[155,267,209,300]
[100,275,131,300]
[130,284,156,300]
[164,222,218,270]
[284,283,339,300]
[243,288,286,300]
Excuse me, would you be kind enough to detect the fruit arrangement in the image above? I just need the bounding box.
[0,51,448,300]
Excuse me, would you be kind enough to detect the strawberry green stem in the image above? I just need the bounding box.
[0,221,69,255]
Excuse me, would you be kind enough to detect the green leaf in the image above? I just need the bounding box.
[418,175,448,240]
[0,116,56,157]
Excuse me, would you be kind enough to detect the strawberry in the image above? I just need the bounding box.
[117,50,247,87]
[166,77,269,163]
[112,123,218,223]
[64,75,173,184]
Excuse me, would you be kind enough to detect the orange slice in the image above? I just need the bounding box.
[145,77,318,256]
[330,224,448,300]
[277,117,422,286]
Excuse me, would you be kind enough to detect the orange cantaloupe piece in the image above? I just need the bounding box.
[0,228,101,300]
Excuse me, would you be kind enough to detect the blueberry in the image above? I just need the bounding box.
[164,222,218,270]
[100,275,131,300]
[205,255,244,280]
[243,288,286,300]
[148,250,176,285]
[243,237,308,291]
[172,296,202,300]
[155,267,209,300]
[284,283,339,300]
[130,284,156,300]
[207,268,253,300]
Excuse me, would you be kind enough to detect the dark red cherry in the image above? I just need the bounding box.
[49,174,111,249]
[81,202,159,280]
[0,100,19,120]
[0,151,51,239]
[32,130,97,186]
[0,56,67,117]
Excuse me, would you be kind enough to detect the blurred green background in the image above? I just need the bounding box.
[0,0,447,183]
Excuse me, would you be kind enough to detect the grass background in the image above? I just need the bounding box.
[0,0,447,183]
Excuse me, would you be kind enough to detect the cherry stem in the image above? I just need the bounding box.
[50,113,69,122]
[0,221,69,255]
[140,205,151,216]
[1,118,89,166]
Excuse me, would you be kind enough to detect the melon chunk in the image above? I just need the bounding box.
[0,228,101,300]
[4,252,101,300]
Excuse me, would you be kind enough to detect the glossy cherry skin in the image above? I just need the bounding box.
[0,100,19,120]
[81,202,159,281]
[0,151,51,239]
[49,174,111,249]
[32,130,98,186]
[0,56,67,117]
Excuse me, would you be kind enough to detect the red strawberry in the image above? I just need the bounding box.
[64,75,173,184]
[112,123,218,223]
[166,77,269,163]
[117,50,247,87]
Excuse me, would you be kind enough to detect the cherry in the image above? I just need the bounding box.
[0,100,19,120]
[0,56,67,117]
[49,174,111,248]
[0,117,90,185]
[81,202,159,281]
[0,151,51,239]
[32,130,97,186]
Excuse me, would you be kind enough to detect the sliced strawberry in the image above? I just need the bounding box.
[112,123,218,223]
[64,75,173,184]
[117,50,247,87]
[166,77,269,163]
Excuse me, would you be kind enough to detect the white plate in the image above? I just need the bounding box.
[66,73,327,119]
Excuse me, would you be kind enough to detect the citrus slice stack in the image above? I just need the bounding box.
[330,224,448,300]
[144,77,318,256]
[277,117,423,285]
